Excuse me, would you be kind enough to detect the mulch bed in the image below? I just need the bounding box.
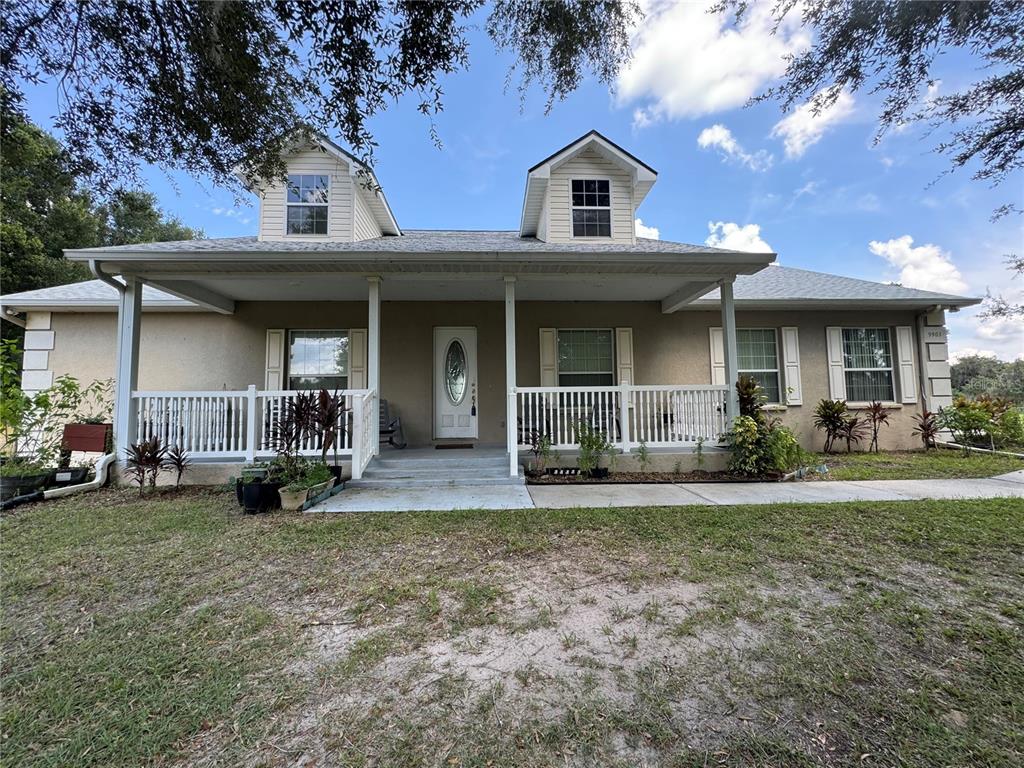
[526,470,781,485]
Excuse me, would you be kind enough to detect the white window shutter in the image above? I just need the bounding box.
[895,326,918,403]
[708,327,725,385]
[615,327,634,384]
[539,328,557,386]
[825,327,846,400]
[349,329,368,389]
[780,327,803,405]
[265,329,285,390]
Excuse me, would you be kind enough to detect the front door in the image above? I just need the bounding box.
[434,327,478,439]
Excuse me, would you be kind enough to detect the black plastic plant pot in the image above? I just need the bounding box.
[50,467,90,488]
[240,481,283,514]
[0,472,51,501]
[590,468,610,479]
[328,465,344,484]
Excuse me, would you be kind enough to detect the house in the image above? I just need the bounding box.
[0,130,978,483]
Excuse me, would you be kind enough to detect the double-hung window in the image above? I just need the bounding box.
[841,328,895,402]
[557,329,615,386]
[571,179,611,237]
[737,329,780,403]
[287,330,348,390]
[286,174,329,235]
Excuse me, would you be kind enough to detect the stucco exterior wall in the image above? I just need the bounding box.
[39,301,935,452]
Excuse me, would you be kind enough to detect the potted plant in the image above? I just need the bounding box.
[0,457,50,500]
[310,389,347,484]
[278,461,334,511]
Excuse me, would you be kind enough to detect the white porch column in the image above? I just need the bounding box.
[114,276,143,462]
[504,276,517,477]
[367,276,381,455]
[720,278,740,426]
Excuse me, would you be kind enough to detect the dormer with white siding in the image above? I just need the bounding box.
[519,131,657,245]
[253,136,400,243]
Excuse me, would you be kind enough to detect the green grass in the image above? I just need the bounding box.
[2,488,1023,767]
[813,448,1023,481]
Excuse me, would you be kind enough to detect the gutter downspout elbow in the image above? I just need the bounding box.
[89,260,126,296]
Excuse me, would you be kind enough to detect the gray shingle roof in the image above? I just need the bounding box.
[691,265,978,307]
[67,230,761,256]
[0,280,191,308]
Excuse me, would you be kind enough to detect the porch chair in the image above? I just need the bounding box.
[379,399,407,449]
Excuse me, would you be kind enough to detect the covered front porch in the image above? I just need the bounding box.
[77,243,771,480]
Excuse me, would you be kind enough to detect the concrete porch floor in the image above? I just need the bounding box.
[312,470,1024,513]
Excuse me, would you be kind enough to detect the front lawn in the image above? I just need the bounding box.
[813,448,1023,481]
[2,490,1023,767]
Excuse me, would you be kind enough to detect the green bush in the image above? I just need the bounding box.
[993,408,1024,449]
[726,415,803,476]
[938,397,998,453]
[575,420,613,477]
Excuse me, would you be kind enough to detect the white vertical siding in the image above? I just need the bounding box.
[257,148,353,242]
[546,148,635,244]
[352,183,383,241]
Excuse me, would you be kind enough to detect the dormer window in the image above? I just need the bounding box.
[286,174,329,235]
[571,179,611,237]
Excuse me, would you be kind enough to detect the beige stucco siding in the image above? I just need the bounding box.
[42,302,931,451]
[547,148,635,244]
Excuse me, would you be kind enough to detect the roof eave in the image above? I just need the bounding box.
[684,297,982,310]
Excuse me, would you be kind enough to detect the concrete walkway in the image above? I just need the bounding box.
[313,470,1024,513]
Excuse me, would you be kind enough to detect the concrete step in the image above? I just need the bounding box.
[372,456,508,471]
[362,467,512,481]
[349,475,524,489]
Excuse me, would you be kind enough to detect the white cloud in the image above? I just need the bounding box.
[635,218,660,239]
[771,91,855,158]
[618,1,809,124]
[868,235,967,294]
[706,221,773,253]
[697,124,773,171]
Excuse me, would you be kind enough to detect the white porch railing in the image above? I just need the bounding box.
[132,386,377,479]
[513,384,730,451]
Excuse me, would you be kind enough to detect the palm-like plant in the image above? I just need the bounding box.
[124,437,168,494]
[311,389,346,465]
[912,410,939,450]
[165,445,192,488]
[839,416,869,453]
[813,399,848,454]
[736,375,767,424]
[864,401,891,452]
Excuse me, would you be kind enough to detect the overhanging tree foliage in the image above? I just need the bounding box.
[1,0,640,192]
[716,0,1024,210]
[1,102,201,344]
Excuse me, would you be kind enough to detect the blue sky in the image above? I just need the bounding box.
[20,2,1023,359]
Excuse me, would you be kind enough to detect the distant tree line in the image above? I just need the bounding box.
[951,355,1024,403]
[1,95,201,344]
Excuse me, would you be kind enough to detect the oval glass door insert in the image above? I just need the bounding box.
[444,339,468,405]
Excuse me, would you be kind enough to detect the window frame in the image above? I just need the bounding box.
[286,328,350,391]
[569,177,613,239]
[840,326,896,403]
[555,327,616,387]
[736,327,781,404]
[284,174,331,236]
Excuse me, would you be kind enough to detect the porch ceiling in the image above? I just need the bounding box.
[82,250,769,312]
[124,273,725,304]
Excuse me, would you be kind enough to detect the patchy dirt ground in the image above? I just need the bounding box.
[3,489,1023,768]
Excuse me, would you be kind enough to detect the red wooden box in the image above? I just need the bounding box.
[62,423,112,453]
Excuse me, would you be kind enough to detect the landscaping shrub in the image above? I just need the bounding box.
[939,396,999,453]
[736,375,766,423]
[726,414,802,476]
[912,410,939,450]
[813,399,848,453]
[864,401,891,453]
[574,420,612,477]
